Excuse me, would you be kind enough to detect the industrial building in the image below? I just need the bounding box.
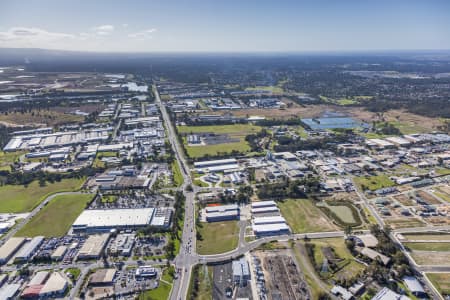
[0,283,21,299]
[135,266,158,278]
[108,233,135,256]
[252,216,287,225]
[204,204,240,222]
[89,269,117,286]
[232,257,250,285]
[14,236,44,263]
[252,223,290,236]
[403,276,426,298]
[77,234,110,260]
[72,208,155,232]
[0,237,26,265]
[150,208,173,228]
[194,158,239,173]
[51,246,68,261]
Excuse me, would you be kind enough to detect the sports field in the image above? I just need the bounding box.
[196,221,239,255]
[178,124,262,158]
[278,199,337,233]
[16,193,94,237]
[0,178,85,213]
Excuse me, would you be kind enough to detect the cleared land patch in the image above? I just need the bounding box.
[354,174,395,191]
[410,251,450,265]
[16,193,93,237]
[196,221,239,255]
[404,242,450,252]
[0,178,85,213]
[402,233,450,241]
[0,110,84,127]
[0,151,24,171]
[278,199,337,233]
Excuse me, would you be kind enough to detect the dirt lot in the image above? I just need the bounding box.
[411,251,450,265]
[393,194,415,206]
[345,108,444,132]
[259,250,311,300]
[416,190,442,205]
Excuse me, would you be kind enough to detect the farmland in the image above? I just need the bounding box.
[0,178,85,213]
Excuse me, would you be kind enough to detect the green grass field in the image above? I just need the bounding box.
[138,281,171,300]
[171,161,183,187]
[0,178,85,213]
[278,199,336,233]
[404,242,450,252]
[178,124,262,158]
[15,193,93,237]
[197,221,239,255]
[189,265,213,300]
[426,273,450,296]
[245,85,284,94]
[319,202,357,224]
[354,174,395,191]
[403,233,450,241]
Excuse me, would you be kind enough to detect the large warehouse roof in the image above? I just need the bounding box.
[73,208,154,229]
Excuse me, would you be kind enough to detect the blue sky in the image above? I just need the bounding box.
[0,0,449,52]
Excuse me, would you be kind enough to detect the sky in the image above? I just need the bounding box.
[0,0,449,53]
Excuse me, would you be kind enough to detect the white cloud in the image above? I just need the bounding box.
[0,27,75,42]
[128,28,157,40]
[122,23,129,28]
[92,24,115,36]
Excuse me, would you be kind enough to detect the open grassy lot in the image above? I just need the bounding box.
[404,242,450,252]
[178,124,262,158]
[426,273,450,296]
[0,178,85,213]
[196,221,239,255]
[171,161,183,187]
[353,174,395,191]
[318,202,357,224]
[0,151,24,171]
[16,193,93,237]
[307,238,365,281]
[137,281,171,300]
[188,264,213,300]
[278,199,337,233]
[245,85,284,94]
[93,151,118,168]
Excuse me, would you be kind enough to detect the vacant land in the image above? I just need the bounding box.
[178,124,262,158]
[385,218,426,229]
[307,238,365,282]
[411,251,450,265]
[354,174,395,191]
[16,193,93,237]
[426,273,450,296]
[319,202,357,224]
[138,281,171,300]
[0,178,85,213]
[0,110,84,127]
[197,221,239,255]
[189,265,213,300]
[279,199,337,233]
[171,161,183,187]
[245,85,284,94]
[404,242,450,252]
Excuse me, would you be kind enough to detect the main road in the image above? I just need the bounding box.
[153,84,197,300]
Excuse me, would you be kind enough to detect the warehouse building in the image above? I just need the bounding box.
[204,204,240,222]
[150,208,173,228]
[72,208,155,232]
[0,283,21,299]
[403,276,426,298]
[135,266,158,278]
[14,236,44,263]
[77,234,110,260]
[89,269,117,286]
[51,246,68,261]
[252,216,287,225]
[194,158,239,173]
[252,223,290,236]
[0,237,26,265]
[232,257,250,286]
[39,272,68,298]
